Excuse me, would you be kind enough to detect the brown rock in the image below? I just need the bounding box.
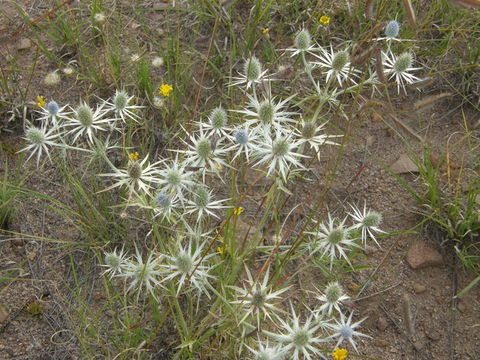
[413,283,427,293]
[426,329,441,341]
[390,153,419,174]
[375,339,388,347]
[17,38,31,50]
[406,241,443,269]
[346,281,360,292]
[0,307,9,323]
[376,316,389,331]
[366,135,376,147]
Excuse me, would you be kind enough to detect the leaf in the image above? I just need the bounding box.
[455,275,480,298]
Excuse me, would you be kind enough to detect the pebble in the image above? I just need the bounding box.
[413,283,427,294]
[0,307,9,323]
[376,316,389,331]
[17,38,31,50]
[375,339,388,347]
[346,281,360,292]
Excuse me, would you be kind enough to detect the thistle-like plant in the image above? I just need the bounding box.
[330,312,370,352]
[66,102,113,144]
[122,250,163,298]
[98,155,161,195]
[264,304,328,360]
[306,215,360,268]
[19,125,64,166]
[185,185,230,222]
[348,203,384,246]
[162,238,216,296]
[315,282,349,316]
[103,90,143,123]
[382,50,421,93]
[37,100,70,127]
[230,266,289,326]
[101,247,129,279]
[230,56,269,89]
[314,46,360,86]
[254,130,307,181]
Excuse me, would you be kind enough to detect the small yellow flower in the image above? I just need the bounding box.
[129,152,139,161]
[332,348,348,360]
[159,84,173,97]
[35,96,46,108]
[261,27,270,35]
[320,15,331,25]
[217,246,226,256]
[233,207,244,216]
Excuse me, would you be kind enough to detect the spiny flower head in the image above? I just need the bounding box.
[157,158,195,201]
[316,282,349,315]
[244,56,263,82]
[102,248,129,279]
[330,312,370,352]
[44,71,60,87]
[331,51,349,72]
[162,239,216,296]
[314,46,360,86]
[19,125,63,166]
[306,215,361,269]
[246,340,285,360]
[230,266,289,326]
[294,29,312,51]
[349,203,384,246]
[264,305,327,360]
[230,57,268,89]
[394,52,413,73]
[202,106,229,136]
[46,101,59,115]
[98,155,162,195]
[186,185,229,221]
[382,50,421,94]
[385,20,400,38]
[123,250,163,298]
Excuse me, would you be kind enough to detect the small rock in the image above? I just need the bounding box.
[366,135,376,147]
[390,153,419,174]
[17,38,31,50]
[376,316,389,331]
[12,238,24,246]
[413,283,427,294]
[346,281,360,292]
[426,329,441,341]
[375,339,388,347]
[406,241,443,269]
[0,307,9,323]
[457,299,466,313]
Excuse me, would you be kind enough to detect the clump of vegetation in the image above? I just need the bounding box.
[1,0,479,359]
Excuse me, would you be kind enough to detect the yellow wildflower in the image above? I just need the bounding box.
[159,84,173,97]
[233,207,244,216]
[35,96,46,108]
[320,15,331,25]
[332,348,348,360]
[261,27,270,35]
[129,152,139,161]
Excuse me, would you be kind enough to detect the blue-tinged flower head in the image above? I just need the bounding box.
[155,192,171,208]
[385,20,400,38]
[234,129,249,145]
[47,101,59,116]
